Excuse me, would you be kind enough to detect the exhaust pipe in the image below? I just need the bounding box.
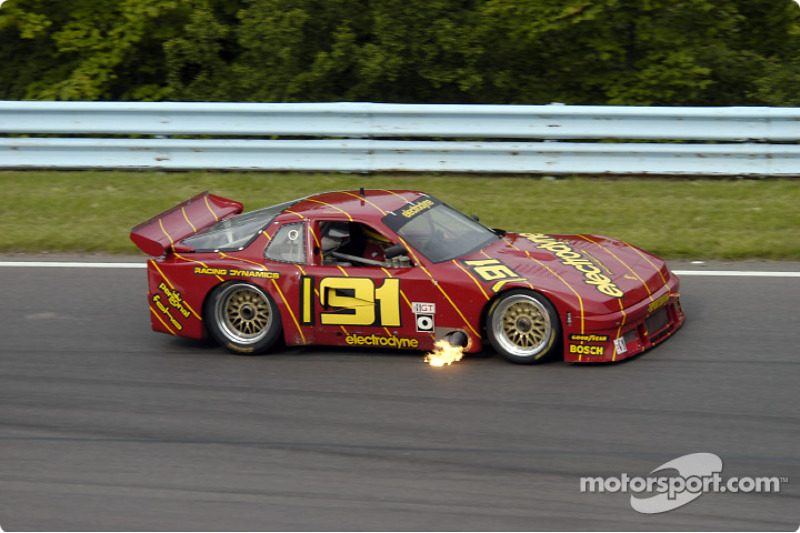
[443,330,468,348]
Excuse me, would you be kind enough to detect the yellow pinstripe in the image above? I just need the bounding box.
[216,252,307,339]
[285,209,305,220]
[173,252,225,283]
[578,234,653,301]
[478,249,534,290]
[452,259,490,301]
[612,298,627,362]
[340,191,388,216]
[395,236,479,337]
[306,199,353,221]
[203,196,219,222]
[379,189,412,202]
[270,278,306,344]
[150,306,177,335]
[148,260,201,320]
[158,218,174,248]
[380,267,414,311]
[625,241,668,286]
[181,207,198,233]
[507,241,585,336]
[149,259,174,289]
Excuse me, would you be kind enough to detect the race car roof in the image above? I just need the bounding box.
[285,190,427,221]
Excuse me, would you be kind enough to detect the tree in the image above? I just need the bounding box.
[471,0,771,105]
[164,0,246,101]
[0,0,192,100]
[2,0,800,105]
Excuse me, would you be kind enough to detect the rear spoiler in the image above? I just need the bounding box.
[130,192,243,256]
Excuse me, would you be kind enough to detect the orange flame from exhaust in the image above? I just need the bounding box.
[424,339,465,367]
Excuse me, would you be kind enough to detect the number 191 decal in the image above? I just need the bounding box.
[300,276,401,327]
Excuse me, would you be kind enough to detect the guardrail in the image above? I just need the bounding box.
[1,101,798,175]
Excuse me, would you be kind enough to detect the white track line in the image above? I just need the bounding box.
[673,270,800,278]
[0,261,145,268]
[0,262,799,277]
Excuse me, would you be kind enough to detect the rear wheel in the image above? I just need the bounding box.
[486,290,560,364]
[205,282,282,354]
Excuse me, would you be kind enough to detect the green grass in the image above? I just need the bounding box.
[1,171,798,259]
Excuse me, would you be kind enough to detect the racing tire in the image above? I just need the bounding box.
[205,282,282,355]
[486,289,560,364]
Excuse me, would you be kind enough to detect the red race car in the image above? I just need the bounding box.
[131,189,684,364]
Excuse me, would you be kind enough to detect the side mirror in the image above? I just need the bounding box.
[385,243,408,259]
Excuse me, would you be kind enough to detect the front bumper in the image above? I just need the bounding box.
[563,271,685,363]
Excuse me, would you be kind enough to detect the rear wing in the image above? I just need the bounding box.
[130,192,243,256]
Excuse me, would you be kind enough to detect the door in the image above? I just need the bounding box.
[299,219,439,351]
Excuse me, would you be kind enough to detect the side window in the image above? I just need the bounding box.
[265,222,306,263]
[317,221,411,268]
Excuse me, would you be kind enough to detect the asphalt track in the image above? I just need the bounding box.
[0,259,798,531]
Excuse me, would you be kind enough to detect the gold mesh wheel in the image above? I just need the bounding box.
[214,283,273,345]
[501,300,548,348]
[489,292,555,360]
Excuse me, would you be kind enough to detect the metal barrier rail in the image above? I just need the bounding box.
[1,101,798,174]
[4,137,800,175]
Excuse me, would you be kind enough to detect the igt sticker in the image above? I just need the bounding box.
[412,302,435,314]
[412,302,435,332]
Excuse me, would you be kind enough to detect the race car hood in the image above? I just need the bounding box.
[130,192,243,256]
[471,232,671,313]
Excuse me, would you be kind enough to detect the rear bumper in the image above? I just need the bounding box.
[563,271,685,363]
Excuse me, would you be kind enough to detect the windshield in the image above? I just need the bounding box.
[180,200,296,252]
[382,197,498,262]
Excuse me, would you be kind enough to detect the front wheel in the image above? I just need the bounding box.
[486,290,560,364]
[205,282,282,354]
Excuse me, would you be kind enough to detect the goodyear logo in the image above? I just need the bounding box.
[521,233,624,298]
[569,333,609,343]
[401,199,435,218]
[345,334,419,349]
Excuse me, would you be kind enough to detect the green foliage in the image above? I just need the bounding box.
[1,0,800,104]
[0,0,192,100]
